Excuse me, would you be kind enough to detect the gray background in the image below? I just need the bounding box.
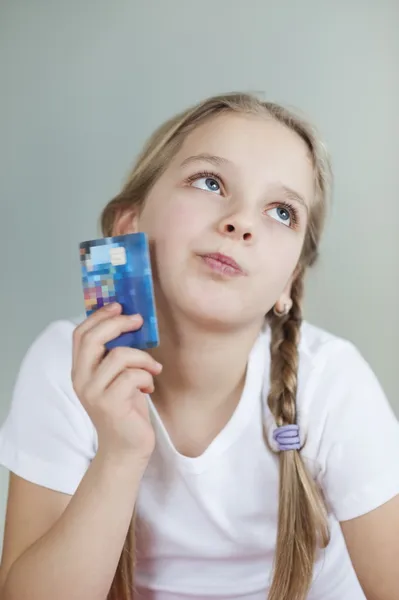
[0,0,398,551]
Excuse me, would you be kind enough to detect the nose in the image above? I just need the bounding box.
[218,213,254,242]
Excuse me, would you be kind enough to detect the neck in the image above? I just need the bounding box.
[149,308,264,415]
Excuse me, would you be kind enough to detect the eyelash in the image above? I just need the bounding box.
[274,200,299,227]
[185,170,300,228]
[186,170,224,190]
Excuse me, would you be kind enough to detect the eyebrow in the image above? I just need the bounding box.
[180,153,231,169]
[180,153,308,210]
[279,185,308,211]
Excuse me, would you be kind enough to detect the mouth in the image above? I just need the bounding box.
[199,252,246,277]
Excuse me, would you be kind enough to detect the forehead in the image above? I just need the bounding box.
[173,112,315,205]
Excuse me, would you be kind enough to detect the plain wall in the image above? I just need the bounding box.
[0,0,398,552]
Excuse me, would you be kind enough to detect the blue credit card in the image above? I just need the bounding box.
[79,232,159,350]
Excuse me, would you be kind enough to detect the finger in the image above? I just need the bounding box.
[91,346,162,393]
[73,313,144,387]
[72,303,121,369]
[106,368,155,397]
[75,302,122,339]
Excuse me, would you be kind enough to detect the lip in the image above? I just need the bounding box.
[199,252,246,276]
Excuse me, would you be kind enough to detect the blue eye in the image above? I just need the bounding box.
[191,176,221,194]
[267,206,292,227]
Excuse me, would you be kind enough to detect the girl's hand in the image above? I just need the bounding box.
[71,303,161,465]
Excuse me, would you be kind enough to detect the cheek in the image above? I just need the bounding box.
[161,200,202,238]
[139,191,207,259]
[256,227,304,286]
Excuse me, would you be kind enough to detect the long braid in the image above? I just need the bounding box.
[267,272,329,600]
[268,274,303,427]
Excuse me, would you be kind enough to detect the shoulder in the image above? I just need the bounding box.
[294,320,392,431]
[299,320,356,364]
[297,320,376,402]
[0,315,95,494]
[263,320,370,438]
[13,315,86,414]
[293,324,399,520]
[263,319,397,466]
[293,322,399,498]
[22,315,84,369]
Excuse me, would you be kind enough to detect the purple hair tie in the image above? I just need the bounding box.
[273,424,301,451]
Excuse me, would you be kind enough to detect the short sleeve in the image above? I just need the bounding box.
[0,320,97,495]
[313,341,399,522]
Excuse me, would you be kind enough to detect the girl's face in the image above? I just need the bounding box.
[135,113,315,328]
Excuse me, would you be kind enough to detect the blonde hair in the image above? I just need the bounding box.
[103,92,332,600]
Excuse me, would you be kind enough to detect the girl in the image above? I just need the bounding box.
[0,93,398,600]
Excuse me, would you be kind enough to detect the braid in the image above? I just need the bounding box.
[268,274,303,426]
[267,272,329,600]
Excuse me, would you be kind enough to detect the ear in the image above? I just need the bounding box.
[274,285,293,314]
[274,269,298,314]
[112,208,140,237]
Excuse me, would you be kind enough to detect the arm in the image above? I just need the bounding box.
[0,305,161,600]
[1,452,144,600]
[341,494,399,600]
[306,341,399,599]
[0,475,70,590]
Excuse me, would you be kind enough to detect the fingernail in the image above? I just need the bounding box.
[130,313,142,321]
[155,362,163,372]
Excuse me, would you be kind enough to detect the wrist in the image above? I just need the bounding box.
[93,446,150,480]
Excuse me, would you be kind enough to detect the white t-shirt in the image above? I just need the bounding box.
[1,318,399,599]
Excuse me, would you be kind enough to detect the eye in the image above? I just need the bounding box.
[266,204,297,228]
[191,176,221,194]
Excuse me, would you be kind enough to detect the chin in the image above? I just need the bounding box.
[191,305,242,328]
[155,269,262,331]
[174,285,252,331]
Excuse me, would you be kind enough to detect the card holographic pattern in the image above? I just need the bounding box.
[79,232,159,350]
